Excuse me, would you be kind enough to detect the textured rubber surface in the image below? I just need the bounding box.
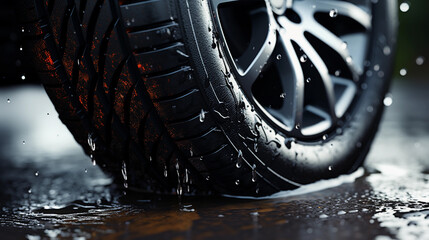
[16,0,397,196]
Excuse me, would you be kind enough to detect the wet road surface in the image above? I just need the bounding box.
[0,80,429,240]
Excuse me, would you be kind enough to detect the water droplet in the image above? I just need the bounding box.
[356,142,362,148]
[416,56,425,66]
[199,156,204,161]
[236,150,243,168]
[251,164,257,182]
[22,140,26,145]
[6,99,10,103]
[367,106,373,113]
[319,214,329,218]
[189,148,193,157]
[300,54,308,63]
[295,124,300,130]
[21,75,26,80]
[205,175,210,181]
[399,68,407,76]
[280,93,286,98]
[250,212,259,216]
[366,70,373,77]
[338,210,346,215]
[28,188,32,194]
[235,179,240,185]
[199,109,206,122]
[184,169,189,184]
[276,54,282,60]
[306,78,311,83]
[329,9,338,18]
[341,42,348,49]
[84,169,88,173]
[87,134,96,151]
[177,186,183,196]
[218,214,224,217]
[328,166,332,171]
[399,2,410,13]
[34,171,39,176]
[164,165,168,177]
[335,70,341,76]
[322,134,328,141]
[235,161,241,168]
[121,161,128,182]
[346,57,352,63]
[383,46,391,55]
[373,64,380,71]
[383,94,393,107]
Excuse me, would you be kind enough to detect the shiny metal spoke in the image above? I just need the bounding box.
[293,0,371,79]
[210,0,276,92]
[331,75,357,118]
[272,29,305,132]
[303,21,362,79]
[301,105,332,136]
[310,0,371,30]
[235,9,277,92]
[297,34,337,126]
[277,16,337,127]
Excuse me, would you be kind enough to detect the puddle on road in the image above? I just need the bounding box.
[1,84,429,239]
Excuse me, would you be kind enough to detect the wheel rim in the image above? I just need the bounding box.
[210,0,372,139]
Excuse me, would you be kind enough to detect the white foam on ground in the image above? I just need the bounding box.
[224,167,364,200]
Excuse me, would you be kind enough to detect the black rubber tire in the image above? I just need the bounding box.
[16,0,397,197]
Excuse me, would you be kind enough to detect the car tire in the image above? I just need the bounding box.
[16,0,397,196]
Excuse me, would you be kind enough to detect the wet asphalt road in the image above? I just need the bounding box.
[0,80,429,240]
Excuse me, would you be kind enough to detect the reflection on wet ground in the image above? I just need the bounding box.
[0,81,429,240]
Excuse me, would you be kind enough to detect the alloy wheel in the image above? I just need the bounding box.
[210,0,372,139]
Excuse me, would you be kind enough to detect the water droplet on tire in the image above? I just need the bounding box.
[329,9,338,18]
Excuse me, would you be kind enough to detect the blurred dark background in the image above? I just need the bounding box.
[0,2,38,86]
[1,1,428,86]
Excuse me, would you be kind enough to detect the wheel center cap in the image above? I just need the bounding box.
[270,0,292,15]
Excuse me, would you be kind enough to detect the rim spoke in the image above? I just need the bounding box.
[235,9,277,92]
[294,32,337,124]
[301,105,332,136]
[303,21,362,79]
[309,0,371,29]
[293,0,371,79]
[340,33,367,75]
[331,75,357,118]
[275,29,305,132]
